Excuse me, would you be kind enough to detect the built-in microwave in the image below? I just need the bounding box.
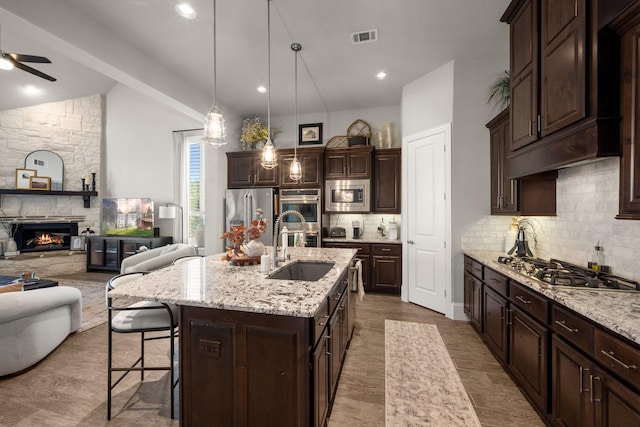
[325,179,371,212]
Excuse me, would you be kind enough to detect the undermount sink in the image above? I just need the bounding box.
[267,261,335,282]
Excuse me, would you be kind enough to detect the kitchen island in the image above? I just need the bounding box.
[108,247,357,427]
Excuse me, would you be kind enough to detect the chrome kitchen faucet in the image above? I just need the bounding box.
[272,210,306,268]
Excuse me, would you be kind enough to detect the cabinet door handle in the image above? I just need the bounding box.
[590,375,601,403]
[555,320,579,333]
[325,335,331,356]
[381,248,391,252]
[579,366,590,393]
[506,308,512,325]
[500,306,505,321]
[600,350,638,370]
[515,295,531,304]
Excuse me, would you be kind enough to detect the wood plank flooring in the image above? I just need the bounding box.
[0,274,544,426]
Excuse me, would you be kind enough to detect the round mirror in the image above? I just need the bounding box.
[24,150,64,191]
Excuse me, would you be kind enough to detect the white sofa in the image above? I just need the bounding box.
[0,286,82,376]
[120,243,198,274]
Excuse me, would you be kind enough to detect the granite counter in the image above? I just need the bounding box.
[464,250,640,346]
[107,246,357,318]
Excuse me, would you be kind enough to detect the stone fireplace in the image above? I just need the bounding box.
[14,222,79,253]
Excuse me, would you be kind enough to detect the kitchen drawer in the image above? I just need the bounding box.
[484,267,508,296]
[313,298,329,346]
[552,304,593,356]
[594,328,640,388]
[328,280,346,316]
[509,281,549,325]
[324,242,370,255]
[464,255,483,280]
[371,244,401,256]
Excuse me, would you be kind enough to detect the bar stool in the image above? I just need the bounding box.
[106,272,178,420]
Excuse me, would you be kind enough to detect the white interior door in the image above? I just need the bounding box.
[405,124,450,315]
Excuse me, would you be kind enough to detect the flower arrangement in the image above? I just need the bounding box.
[240,117,281,149]
[221,209,269,259]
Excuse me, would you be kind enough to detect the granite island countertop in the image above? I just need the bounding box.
[323,237,402,244]
[108,247,357,318]
[465,250,640,346]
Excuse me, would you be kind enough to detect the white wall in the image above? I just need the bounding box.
[401,61,454,137]
[268,105,402,149]
[451,54,509,303]
[104,83,202,238]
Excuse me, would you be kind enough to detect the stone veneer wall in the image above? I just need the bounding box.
[0,95,103,275]
[462,157,640,281]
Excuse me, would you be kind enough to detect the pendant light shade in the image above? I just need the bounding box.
[202,0,227,147]
[260,0,278,170]
[289,42,303,181]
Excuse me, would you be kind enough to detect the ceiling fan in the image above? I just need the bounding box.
[0,26,56,82]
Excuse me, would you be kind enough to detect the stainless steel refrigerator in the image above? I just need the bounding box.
[225,188,275,246]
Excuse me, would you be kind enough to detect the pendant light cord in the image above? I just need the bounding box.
[267,0,272,137]
[293,43,300,159]
[212,0,217,106]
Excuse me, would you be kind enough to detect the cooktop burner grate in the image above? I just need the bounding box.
[495,256,640,291]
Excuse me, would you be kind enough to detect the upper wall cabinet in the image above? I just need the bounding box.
[324,146,373,180]
[501,0,633,178]
[613,2,640,219]
[278,147,324,188]
[373,148,401,214]
[226,151,279,188]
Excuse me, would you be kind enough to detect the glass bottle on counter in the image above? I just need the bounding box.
[591,242,604,272]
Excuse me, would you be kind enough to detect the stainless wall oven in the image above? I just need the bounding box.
[279,188,322,247]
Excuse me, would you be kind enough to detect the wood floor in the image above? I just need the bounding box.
[0,274,544,426]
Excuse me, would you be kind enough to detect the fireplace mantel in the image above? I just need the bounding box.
[0,189,98,208]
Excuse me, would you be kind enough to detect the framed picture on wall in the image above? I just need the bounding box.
[15,169,37,189]
[29,176,51,191]
[299,123,323,146]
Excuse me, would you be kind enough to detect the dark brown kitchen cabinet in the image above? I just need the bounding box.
[553,334,640,427]
[370,243,402,294]
[279,147,324,188]
[614,4,640,219]
[484,285,509,365]
[509,305,549,413]
[323,146,373,180]
[323,242,370,290]
[487,109,518,214]
[180,274,352,427]
[373,148,401,213]
[501,0,627,178]
[552,335,595,427]
[463,255,483,333]
[227,151,279,188]
[487,109,558,216]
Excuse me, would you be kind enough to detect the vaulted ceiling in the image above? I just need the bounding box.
[0,0,509,119]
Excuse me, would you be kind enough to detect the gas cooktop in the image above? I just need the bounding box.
[495,256,640,292]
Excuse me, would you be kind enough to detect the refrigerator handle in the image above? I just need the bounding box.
[247,193,253,225]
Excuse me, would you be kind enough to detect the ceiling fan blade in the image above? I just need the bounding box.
[8,53,51,63]
[10,59,57,82]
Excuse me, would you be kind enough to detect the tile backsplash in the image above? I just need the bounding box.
[325,213,401,240]
[463,157,640,281]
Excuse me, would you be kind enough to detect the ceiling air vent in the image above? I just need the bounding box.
[351,28,378,45]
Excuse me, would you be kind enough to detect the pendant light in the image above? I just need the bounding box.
[260,0,278,170]
[289,43,303,181]
[202,0,227,147]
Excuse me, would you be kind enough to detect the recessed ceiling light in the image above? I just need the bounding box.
[257,86,267,94]
[376,72,387,80]
[23,85,41,95]
[175,3,197,19]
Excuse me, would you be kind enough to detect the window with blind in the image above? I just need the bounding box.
[185,136,205,245]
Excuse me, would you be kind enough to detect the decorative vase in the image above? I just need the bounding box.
[6,237,17,252]
[243,238,264,258]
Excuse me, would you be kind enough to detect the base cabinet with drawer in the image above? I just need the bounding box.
[323,242,401,294]
[465,254,640,426]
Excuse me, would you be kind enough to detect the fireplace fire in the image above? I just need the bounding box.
[14,222,79,252]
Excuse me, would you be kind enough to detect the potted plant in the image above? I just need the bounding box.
[488,70,510,112]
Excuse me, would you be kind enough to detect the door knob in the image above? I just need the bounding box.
[407,240,415,245]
